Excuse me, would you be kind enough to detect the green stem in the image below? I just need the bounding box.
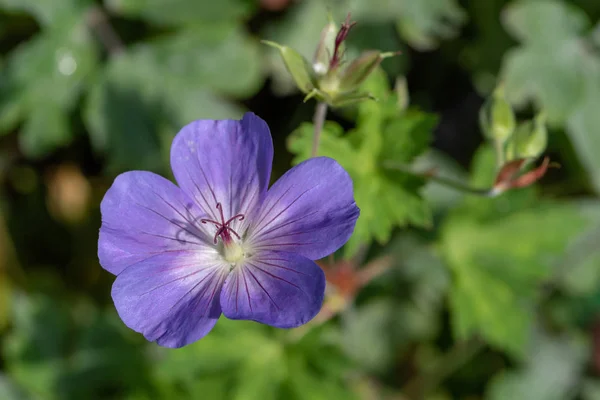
[383,161,499,197]
[494,139,505,170]
[86,6,125,55]
[311,102,328,157]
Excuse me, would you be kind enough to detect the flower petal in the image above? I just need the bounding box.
[99,171,215,275]
[220,251,325,328]
[112,252,229,348]
[246,157,359,260]
[170,112,273,233]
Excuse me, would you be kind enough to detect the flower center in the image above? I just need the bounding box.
[200,203,245,245]
[223,241,245,264]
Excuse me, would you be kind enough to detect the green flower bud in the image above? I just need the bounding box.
[262,40,315,94]
[506,113,548,160]
[337,51,397,94]
[479,85,516,143]
[313,16,337,76]
[263,14,399,109]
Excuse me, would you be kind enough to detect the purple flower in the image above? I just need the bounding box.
[98,112,359,348]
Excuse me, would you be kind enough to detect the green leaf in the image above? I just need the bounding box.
[153,320,279,399]
[287,122,357,169]
[287,79,436,256]
[395,0,466,50]
[501,41,583,126]
[154,319,271,381]
[502,0,590,45]
[83,56,165,174]
[285,354,359,400]
[2,14,97,110]
[60,310,149,399]
[345,0,466,50]
[499,1,592,126]
[387,233,451,316]
[84,31,246,173]
[486,329,588,400]
[554,204,600,295]
[0,375,28,400]
[341,300,397,372]
[562,252,600,295]
[443,201,589,357]
[106,0,254,25]
[19,104,70,158]
[380,109,438,163]
[154,319,357,400]
[2,294,71,398]
[566,62,600,193]
[0,12,98,156]
[582,379,600,400]
[231,340,286,400]
[149,25,264,98]
[441,146,592,357]
[0,0,90,25]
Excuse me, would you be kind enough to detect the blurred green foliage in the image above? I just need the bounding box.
[288,69,436,256]
[1,0,600,399]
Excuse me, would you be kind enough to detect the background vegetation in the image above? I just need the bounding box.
[1,0,600,399]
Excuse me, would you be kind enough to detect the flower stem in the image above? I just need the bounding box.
[86,6,125,55]
[494,139,505,170]
[311,102,328,157]
[383,161,499,197]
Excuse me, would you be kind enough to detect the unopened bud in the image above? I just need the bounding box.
[493,157,555,193]
[262,40,315,94]
[313,16,338,76]
[507,113,547,160]
[480,85,516,143]
[263,14,399,109]
[337,51,397,94]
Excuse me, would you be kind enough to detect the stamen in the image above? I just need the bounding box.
[200,202,245,245]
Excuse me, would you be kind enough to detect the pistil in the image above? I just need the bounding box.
[200,203,245,245]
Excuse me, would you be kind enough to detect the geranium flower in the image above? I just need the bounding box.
[98,112,359,348]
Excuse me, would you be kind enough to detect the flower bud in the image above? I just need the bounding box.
[493,157,552,193]
[262,40,315,94]
[479,85,516,143]
[506,113,547,160]
[337,50,383,93]
[313,16,338,76]
[263,14,399,108]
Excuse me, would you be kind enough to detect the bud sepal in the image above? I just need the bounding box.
[264,13,399,108]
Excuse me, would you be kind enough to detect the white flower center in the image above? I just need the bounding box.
[222,240,246,264]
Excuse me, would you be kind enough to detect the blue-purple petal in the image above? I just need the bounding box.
[170,112,273,234]
[246,157,359,260]
[220,251,325,328]
[99,171,214,275]
[111,251,229,348]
